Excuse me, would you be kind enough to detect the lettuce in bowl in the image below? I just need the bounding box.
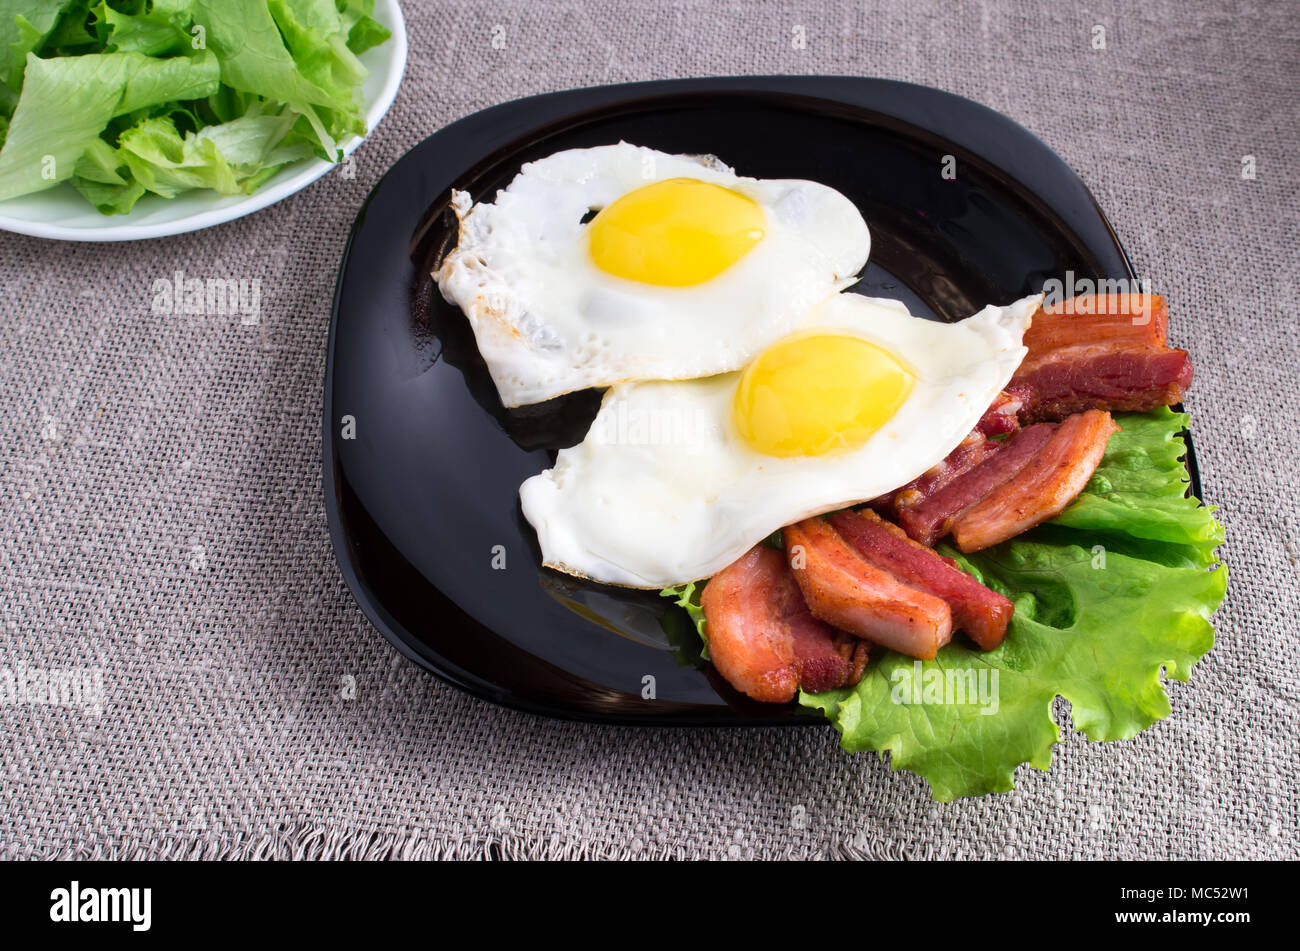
[0,0,390,214]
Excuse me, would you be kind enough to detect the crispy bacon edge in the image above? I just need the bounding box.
[700,545,868,703]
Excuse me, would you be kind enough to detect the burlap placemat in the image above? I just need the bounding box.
[2,0,1296,860]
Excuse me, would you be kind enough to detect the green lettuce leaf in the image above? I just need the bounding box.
[269,0,367,94]
[116,48,220,115]
[339,0,391,55]
[101,0,193,56]
[70,172,144,214]
[43,0,99,53]
[801,408,1226,800]
[115,106,307,199]
[73,134,127,184]
[660,580,710,661]
[0,53,128,200]
[0,0,70,93]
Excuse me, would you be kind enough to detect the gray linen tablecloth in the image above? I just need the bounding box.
[2,0,1296,860]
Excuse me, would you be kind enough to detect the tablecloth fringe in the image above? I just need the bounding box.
[5,823,928,861]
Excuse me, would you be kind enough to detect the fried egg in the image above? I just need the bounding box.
[519,292,1041,588]
[435,143,871,406]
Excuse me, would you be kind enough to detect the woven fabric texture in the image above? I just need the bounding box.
[1,0,1297,860]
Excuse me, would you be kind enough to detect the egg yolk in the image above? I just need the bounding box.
[733,334,915,457]
[588,178,766,286]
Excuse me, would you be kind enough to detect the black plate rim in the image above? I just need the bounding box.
[322,74,1199,727]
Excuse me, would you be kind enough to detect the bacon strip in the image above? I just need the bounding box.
[898,422,1057,546]
[829,510,1014,650]
[1011,293,1192,423]
[951,409,1119,552]
[1024,292,1170,352]
[700,545,868,703]
[1011,351,1192,423]
[785,518,953,660]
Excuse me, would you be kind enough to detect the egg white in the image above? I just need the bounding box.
[519,293,1041,588]
[435,143,871,407]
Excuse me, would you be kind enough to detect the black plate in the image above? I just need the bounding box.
[323,76,1198,726]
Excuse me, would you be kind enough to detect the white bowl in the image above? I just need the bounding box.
[0,0,407,242]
